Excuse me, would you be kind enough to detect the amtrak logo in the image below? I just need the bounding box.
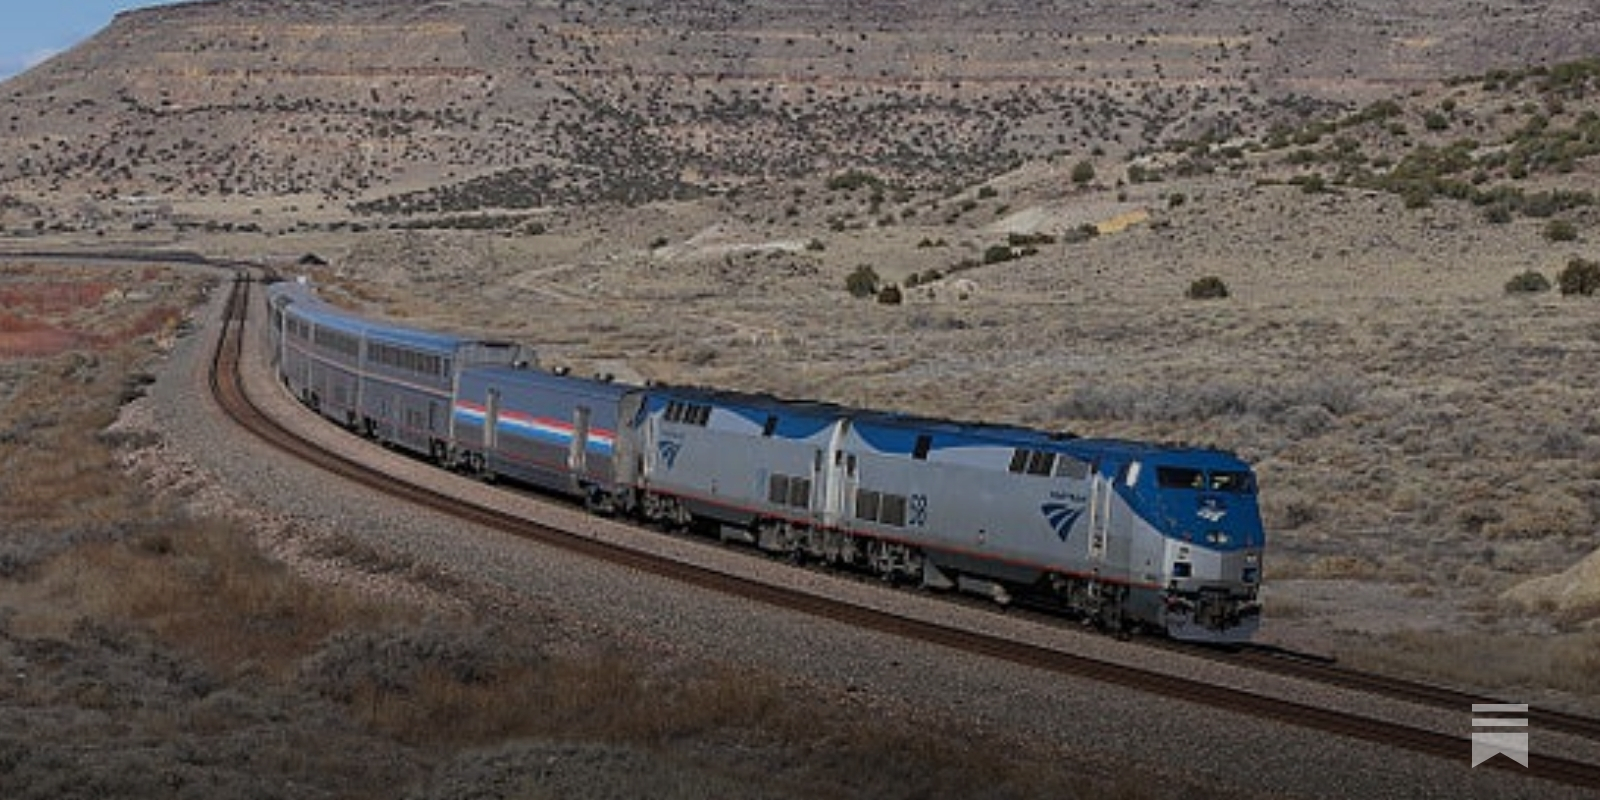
[1197,496,1228,523]
[657,439,682,470]
[1042,502,1085,542]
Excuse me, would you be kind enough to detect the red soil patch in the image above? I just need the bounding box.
[0,281,111,314]
[0,310,84,357]
[0,279,178,358]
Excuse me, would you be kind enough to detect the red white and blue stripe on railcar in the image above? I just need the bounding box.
[453,401,616,454]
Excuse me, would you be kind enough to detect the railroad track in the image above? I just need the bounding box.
[211,275,1600,792]
[1218,643,1600,745]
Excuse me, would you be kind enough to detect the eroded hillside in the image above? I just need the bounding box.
[4,0,1599,234]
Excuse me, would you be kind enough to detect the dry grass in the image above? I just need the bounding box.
[1343,630,1600,699]
[53,519,409,675]
[1,264,1184,799]
[313,175,1600,702]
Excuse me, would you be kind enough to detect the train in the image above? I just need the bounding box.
[265,278,1265,642]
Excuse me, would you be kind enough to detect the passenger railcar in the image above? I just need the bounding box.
[452,366,635,509]
[266,279,528,460]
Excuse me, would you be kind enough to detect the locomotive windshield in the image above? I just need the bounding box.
[1156,466,1256,494]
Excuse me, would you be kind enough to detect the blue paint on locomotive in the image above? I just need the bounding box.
[1117,449,1264,554]
[1041,502,1085,542]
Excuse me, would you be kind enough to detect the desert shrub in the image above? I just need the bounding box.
[982,244,1018,264]
[1545,218,1579,242]
[1187,275,1230,300]
[876,284,903,305]
[1055,376,1361,425]
[1070,159,1096,185]
[1401,184,1434,209]
[1504,270,1552,294]
[1292,173,1327,194]
[1061,224,1100,243]
[1558,257,1600,295]
[299,624,531,704]
[844,265,880,298]
[1483,203,1514,224]
[1008,231,1056,247]
[826,170,882,192]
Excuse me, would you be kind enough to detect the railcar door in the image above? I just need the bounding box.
[614,393,644,491]
[1088,465,1113,566]
[809,447,826,526]
[820,420,852,528]
[484,388,501,451]
[569,405,592,475]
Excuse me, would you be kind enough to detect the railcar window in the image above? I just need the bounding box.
[762,415,778,437]
[856,489,881,522]
[854,488,908,527]
[913,435,932,461]
[1157,467,1206,489]
[1010,448,1058,476]
[664,401,711,426]
[1209,470,1257,493]
[789,478,811,508]
[880,494,908,527]
[312,328,360,358]
[768,474,812,509]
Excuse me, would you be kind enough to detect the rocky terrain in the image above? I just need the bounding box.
[3,0,1599,228]
[4,0,1600,796]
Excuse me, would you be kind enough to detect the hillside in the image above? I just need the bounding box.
[3,0,1600,235]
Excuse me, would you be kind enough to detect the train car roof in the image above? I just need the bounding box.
[642,383,851,421]
[361,320,468,353]
[271,278,470,353]
[846,408,1246,465]
[461,365,635,400]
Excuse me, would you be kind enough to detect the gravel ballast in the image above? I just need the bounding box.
[130,270,1587,799]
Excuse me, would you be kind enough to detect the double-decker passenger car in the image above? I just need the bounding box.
[267,279,527,459]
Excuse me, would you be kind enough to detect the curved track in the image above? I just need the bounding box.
[212,275,1600,791]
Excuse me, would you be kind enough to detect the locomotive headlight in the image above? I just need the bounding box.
[1204,530,1230,546]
